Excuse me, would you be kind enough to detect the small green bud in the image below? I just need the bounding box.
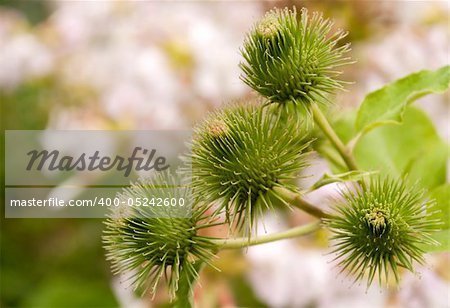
[327,177,440,287]
[189,102,310,234]
[256,10,281,38]
[240,7,352,109]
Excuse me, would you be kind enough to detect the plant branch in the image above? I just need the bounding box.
[311,103,359,171]
[213,221,321,249]
[273,186,332,219]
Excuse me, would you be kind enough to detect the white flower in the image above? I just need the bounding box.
[0,33,53,90]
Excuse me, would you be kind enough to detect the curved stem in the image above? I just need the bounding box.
[273,186,332,219]
[213,221,321,249]
[311,103,359,171]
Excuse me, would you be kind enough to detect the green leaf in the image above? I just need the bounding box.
[430,184,450,230]
[327,107,448,190]
[423,184,450,252]
[355,66,450,136]
[353,107,448,190]
[422,230,449,252]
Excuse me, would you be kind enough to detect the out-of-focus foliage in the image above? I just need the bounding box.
[1,0,49,24]
[1,220,117,307]
[0,62,117,308]
[2,78,53,130]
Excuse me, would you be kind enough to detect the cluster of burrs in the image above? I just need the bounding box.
[103,7,440,301]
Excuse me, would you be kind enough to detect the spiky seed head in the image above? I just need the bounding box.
[103,172,218,299]
[189,102,310,234]
[327,177,440,287]
[240,7,352,109]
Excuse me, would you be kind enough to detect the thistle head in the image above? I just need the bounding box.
[327,177,440,287]
[103,172,217,299]
[240,7,352,109]
[189,102,310,234]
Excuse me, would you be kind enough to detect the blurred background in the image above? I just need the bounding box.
[1,1,448,307]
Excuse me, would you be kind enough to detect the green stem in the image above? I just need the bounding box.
[273,186,332,219]
[213,221,321,249]
[311,103,359,171]
[174,262,204,308]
